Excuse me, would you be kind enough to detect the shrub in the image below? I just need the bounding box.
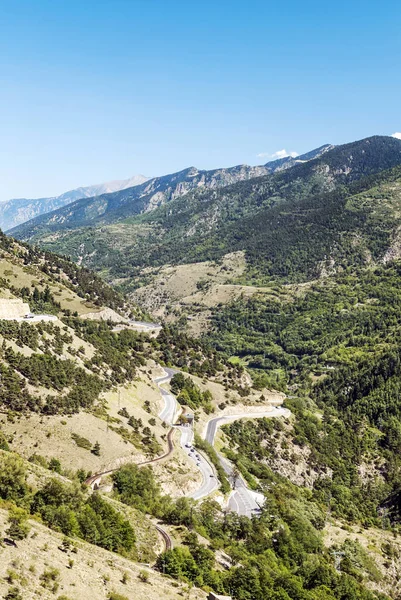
[4,588,23,600]
[121,572,129,584]
[40,567,60,593]
[91,441,101,456]
[108,593,129,600]
[6,507,30,542]
[138,570,149,582]
[71,433,92,450]
[49,457,62,473]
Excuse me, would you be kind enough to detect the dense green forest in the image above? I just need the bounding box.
[0,453,135,556]
[203,260,401,524]
[107,461,389,599]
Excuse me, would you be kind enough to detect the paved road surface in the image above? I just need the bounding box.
[155,368,178,425]
[153,365,291,517]
[218,452,264,517]
[155,368,219,500]
[204,408,291,517]
[15,314,57,323]
[179,427,219,500]
[130,320,162,331]
[205,408,291,446]
[112,320,162,334]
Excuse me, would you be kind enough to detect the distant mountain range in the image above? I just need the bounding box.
[11,135,401,293]
[0,173,149,231]
[8,144,332,235]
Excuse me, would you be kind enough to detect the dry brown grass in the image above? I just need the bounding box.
[130,252,251,323]
[0,508,207,600]
[0,411,144,473]
[129,252,291,334]
[0,256,102,316]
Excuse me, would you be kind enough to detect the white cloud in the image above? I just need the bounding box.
[392,132,401,140]
[257,149,299,160]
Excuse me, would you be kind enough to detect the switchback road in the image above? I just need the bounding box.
[86,356,290,524]
[201,408,291,516]
[155,368,178,425]
[204,408,290,446]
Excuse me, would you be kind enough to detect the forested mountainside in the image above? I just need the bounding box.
[0,174,149,232]
[14,136,401,292]
[0,231,237,599]
[10,143,332,240]
[0,232,233,416]
[0,229,397,600]
[203,261,401,520]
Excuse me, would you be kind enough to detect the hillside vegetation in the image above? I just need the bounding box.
[12,136,401,292]
[10,144,331,238]
[0,232,246,599]
[5,137,401,599]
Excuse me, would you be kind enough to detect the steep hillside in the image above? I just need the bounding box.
[11,144,332,239]
[13,136,401,296]
[124,155,401,326]
[0,503,205,600]
[0,232,246,598]
[6,137,401,600]
[0,174,149,232]
[199,257,401,524]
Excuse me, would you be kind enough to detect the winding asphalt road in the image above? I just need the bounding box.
[156,367,291,516]
[86,367,178,489]
[204,408,290,446]
[130,320,162,331]
[180,426,218,500]
[87,363,290,526]
[155,368,219,500]
[203,408,291,517]
[155,367,179,425]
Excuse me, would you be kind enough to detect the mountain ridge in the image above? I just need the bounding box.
[9,143,332,236]
[2,141,401,600]
[0,173,149,231]
[13,135,401,293]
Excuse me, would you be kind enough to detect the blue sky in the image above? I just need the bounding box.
[0,0,400,201]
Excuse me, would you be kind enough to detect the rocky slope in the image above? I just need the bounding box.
[10,144,332,237]
[0,174,149,231]
[13,135,401,298]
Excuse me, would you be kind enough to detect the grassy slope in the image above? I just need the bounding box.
[0,507,206,600]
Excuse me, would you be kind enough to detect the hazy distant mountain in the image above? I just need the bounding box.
[0,174,149,231]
